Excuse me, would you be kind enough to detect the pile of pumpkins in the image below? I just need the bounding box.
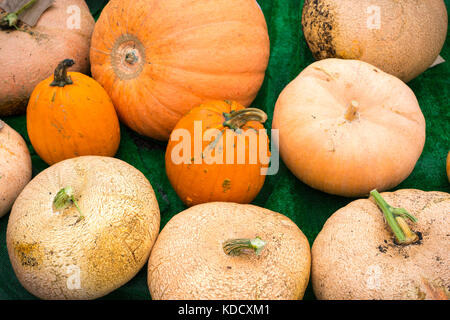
[0,0,449,300]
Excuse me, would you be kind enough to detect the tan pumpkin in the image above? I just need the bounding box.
[0,120,32,218]
[302,0,448,82]
[27,59,121,165]
[148,202,311,300]
[0,0,94,116]
[312,189,449,300]
[272,59,426,197]
[90,0,270,141]
[7,156,160,300]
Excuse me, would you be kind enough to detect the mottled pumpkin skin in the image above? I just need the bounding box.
[90,0,270,141]
[165,101,269,207]
[0,0,94,116]
[27,71,121,165]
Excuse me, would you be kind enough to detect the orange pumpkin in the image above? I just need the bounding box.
[90,0,270,141]
[165,101,269,206]
[27,59,121,165]
[272,59,426,197]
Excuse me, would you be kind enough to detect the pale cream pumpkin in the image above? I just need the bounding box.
[272,58,426,197]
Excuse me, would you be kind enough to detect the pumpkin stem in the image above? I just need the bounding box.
[0,0,37,29]
[370,189,419,245]
[344,100,360,121]
[50,59,75,87]
[223,108,268,131]
[53,186,84,221]
[223,237,266,256]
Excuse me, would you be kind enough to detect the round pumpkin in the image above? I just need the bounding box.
[148,202,311,300]
[0,0,94,116]
[302,0,448,82]
[7,156,160,300]
[312,189,449,300]
[27,59,121,165]
[90,0,270,141]
[166,100,269,206]
[0,120,32,218]
[272,58,426,197]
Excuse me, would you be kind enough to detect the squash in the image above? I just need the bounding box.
[302,0,448,82]
[90,0,270,141]
[27,59,121,165]
[165,100,269,206]
[148,202,311,300]
[0,120,32,218]
[7,156,160,300]
[0,0,94,116]
[272,58,426,197]
[312,189,450,300]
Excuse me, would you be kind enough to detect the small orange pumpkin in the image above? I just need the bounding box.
[165,101,269,206]
[27,59,121,165]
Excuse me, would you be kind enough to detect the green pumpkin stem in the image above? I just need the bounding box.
[50,59,75,87]
[370,189,419,245]
[53,186,84,221]
[223,108,268,131]
[0,0,37,29]
[223,237,266,256]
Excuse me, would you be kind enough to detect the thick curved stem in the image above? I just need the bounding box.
[223,108,268,131]
[223,237,266,256]
[53,186,84,222]
[370,189,419,245]
[50,59,75,87]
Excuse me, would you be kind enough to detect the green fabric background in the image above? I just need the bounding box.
[0,0,449,300]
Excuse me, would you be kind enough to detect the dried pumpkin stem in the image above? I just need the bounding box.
[223,237,266,256]
[344,100,359,121]
[370,189,419,245]
[223,108,268,131]
[0,0,37,29]
[50,59,75,87]
[53,186,84,221]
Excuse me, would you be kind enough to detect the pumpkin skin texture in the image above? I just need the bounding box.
[90,0,270,141]
[302,0,448,83]
[27,60,121,166]
[312,189,450,300]
[6,156,160,300]
[148,202,311,300]
[0,0,95,116]
[165,101,269,207]
[0,120,32,218]
[272,59,426,197]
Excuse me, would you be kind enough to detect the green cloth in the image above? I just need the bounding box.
[0,0,449,300]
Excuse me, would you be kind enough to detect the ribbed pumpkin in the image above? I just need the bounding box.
[27,59,121,165]
[90,0,270,141]
[165,101,269,207]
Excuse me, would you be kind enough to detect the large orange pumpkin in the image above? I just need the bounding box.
[272,59,426,197]
[165,101,269,206]
[27,59,121,165]
[90,0,270,141]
